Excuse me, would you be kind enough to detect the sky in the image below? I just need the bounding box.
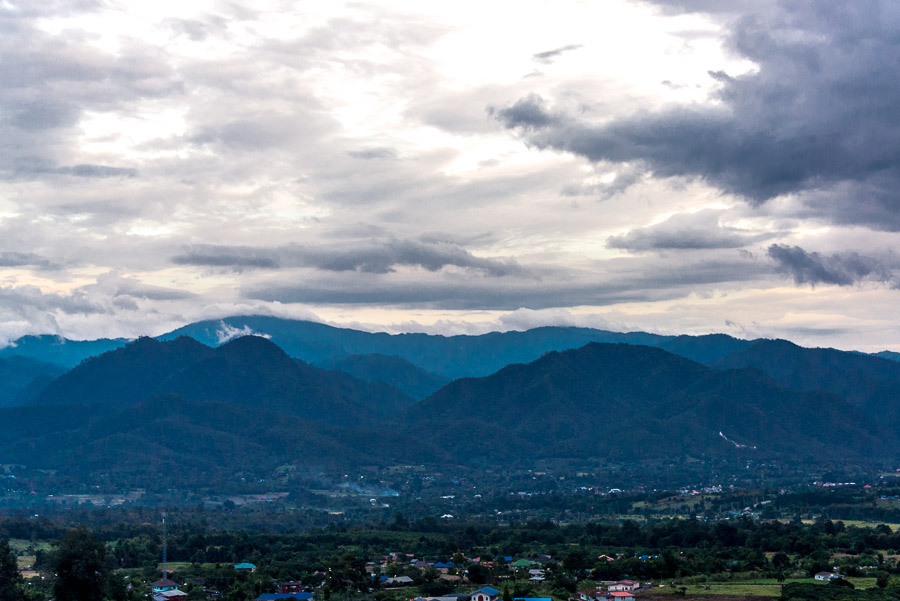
[1,0,899,351]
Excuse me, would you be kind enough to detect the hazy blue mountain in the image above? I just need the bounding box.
[33,335,416,425]
[315,353,449,400]
[405,343,890,463]
[0,355,66,407]
[0,334,129,368]
[159,315,753,379]
[876,350,900,362]
[712,339,900,426]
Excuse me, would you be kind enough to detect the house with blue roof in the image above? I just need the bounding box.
[235,562,257,571]
[471,586,500,601]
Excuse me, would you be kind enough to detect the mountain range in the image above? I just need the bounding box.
[0,316,898,486]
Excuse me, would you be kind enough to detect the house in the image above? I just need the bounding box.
[152,579,179,593]
[153,591,188,601]
[579,589,610,601]
[608,581,639,592]
[279,582,306,594]
[609,593,634,601]
[384,576,414,586]
[434,562,454,573]
[815,572,839,581]
[514,598,552,601]
[470,586,500,601]
[254,595,314,601]
[235,563,257,571]
[512,559,535,569]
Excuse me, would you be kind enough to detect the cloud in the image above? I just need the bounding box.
[172,239,527,277]
[214,321,271,344]
[0,252,59,269]
[495,1,900,229]
[767,244,896,287]
[491,94,560,130]
[245,255,768,310]
[533,44,583,64]
[607,210,776,251]
[347,147,398,160]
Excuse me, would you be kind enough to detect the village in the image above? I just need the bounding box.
[148,553,649,601]
[142,548,850,601]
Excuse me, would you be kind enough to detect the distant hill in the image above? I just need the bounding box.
[712,339,900,427]
[876,350,900,362]
[314,353,449,400]
[33,335,416,426]
[405,343,890,463]
[160,315,753,379]
[0,334,128,368]
[0,355,66,407]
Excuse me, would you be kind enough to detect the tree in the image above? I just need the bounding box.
[0,539,26,601]
[52,527,122,601]
[772,552,790,571]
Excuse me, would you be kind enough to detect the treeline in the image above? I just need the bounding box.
[7,515,900,576]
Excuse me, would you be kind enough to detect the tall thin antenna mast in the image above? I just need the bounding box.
[162,510,167,581]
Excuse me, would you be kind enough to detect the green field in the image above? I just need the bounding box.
[655,578,878,597]
[8,538,52,571]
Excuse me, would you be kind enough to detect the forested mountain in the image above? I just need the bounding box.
[0,339,890,488]
[876,350,900,362]
[0,396,439,485]
[405,343,890,463]
[712,339,900,425]
[314,353,449,399]
[159,315,754,379]
[32,335,416,425]
[0,355,66,407]
[0,334,128,367]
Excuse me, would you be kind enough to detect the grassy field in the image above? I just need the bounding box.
[654,577,878,597]
[8,538,52,570]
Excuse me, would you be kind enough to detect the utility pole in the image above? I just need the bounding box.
[162,510,167,581]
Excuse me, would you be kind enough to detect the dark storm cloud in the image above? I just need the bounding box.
[608,211,775,251]
[171,240,526,277]
[768,244,896,287]
[533,44,583,63]
[496,1,900,229]
[491,94,560,130]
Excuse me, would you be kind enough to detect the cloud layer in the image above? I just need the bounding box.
[0,0,898,351]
